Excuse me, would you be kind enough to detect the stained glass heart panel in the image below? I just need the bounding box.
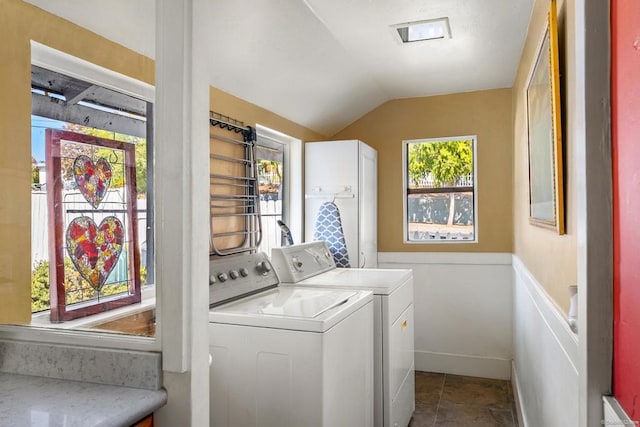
[73,155,112,209]
[66,216,124,291]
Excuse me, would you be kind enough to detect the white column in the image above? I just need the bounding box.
[574,0,613,425]
[154,0,210,425]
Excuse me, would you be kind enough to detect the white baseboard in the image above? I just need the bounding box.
[415,350,511,380]
[511,362,527,427]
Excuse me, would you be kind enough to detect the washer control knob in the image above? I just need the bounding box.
[239,268,249,277]
[292,256,304,272]
[209,275,217,285]
[256,260,272,275]
[229,270,239,280]
[217,273,228,282]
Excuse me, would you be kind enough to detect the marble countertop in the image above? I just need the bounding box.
[0,372,167,427]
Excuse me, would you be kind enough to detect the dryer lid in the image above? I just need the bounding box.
[297,268,413,295]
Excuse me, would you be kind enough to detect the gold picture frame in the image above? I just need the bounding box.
[526,0,564,234]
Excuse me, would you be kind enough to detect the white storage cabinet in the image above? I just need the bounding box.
[305,140,377,268]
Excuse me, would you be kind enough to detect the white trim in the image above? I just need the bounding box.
[415,350,511,380]
[30,41,154,102]
[378,251,512,265]
[289,138,303,244]
[30,289,156,329]
[256,124,303,245]
[401,135,478,244]
[154,0,211,374]
[603,396,639,426]
[152,1,211,425]
[577,1,613,425]
[513,255,579,372]
[0,325,155,351]
[511,363,527,427]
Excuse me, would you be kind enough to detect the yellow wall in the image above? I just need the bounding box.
[512,0,576,313]
[332,88,513,253]
[0,0,154,323]
[210,88,324,142]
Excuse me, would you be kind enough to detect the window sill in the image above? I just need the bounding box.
[30,285,156,332]
[403,239,478,244]
[0,286,157,351]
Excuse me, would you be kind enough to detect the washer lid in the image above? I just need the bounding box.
[294,268,413,295]
[209,287,372,332]
[222,287,356,318]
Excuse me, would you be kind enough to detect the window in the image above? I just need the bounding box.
[256,138,285,254]
[29,43,155,335]
[255,125,302,254]
[403,136,477,242]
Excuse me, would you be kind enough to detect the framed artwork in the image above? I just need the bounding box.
[46,129,141,322]
[526,0,565,234]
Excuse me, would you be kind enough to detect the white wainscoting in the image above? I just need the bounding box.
[378,252,513,380]
[512,255,579,427]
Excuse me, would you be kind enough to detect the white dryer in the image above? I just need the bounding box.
[272,242,415,427]
[209,252,374,427]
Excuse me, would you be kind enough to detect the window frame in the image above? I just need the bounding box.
[0,41,158,351]
[256,125,303,247]
[402,135,479,244]
[45,130,142,321]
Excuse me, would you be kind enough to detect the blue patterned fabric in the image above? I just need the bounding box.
[314,201,351,268]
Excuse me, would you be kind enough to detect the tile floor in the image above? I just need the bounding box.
[409,371,519,427]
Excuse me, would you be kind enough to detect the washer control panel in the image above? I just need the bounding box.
[271,241,336,283]
[209,252,279,306]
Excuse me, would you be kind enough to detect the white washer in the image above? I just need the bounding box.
[272,242,415,427]
[209,252,374,427]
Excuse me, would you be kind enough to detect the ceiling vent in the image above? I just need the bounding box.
[394,17,451,43]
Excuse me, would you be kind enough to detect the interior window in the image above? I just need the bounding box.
[403,136,477,242]
[30,64,155,336]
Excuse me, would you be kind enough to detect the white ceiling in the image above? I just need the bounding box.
[25,0,533,136]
